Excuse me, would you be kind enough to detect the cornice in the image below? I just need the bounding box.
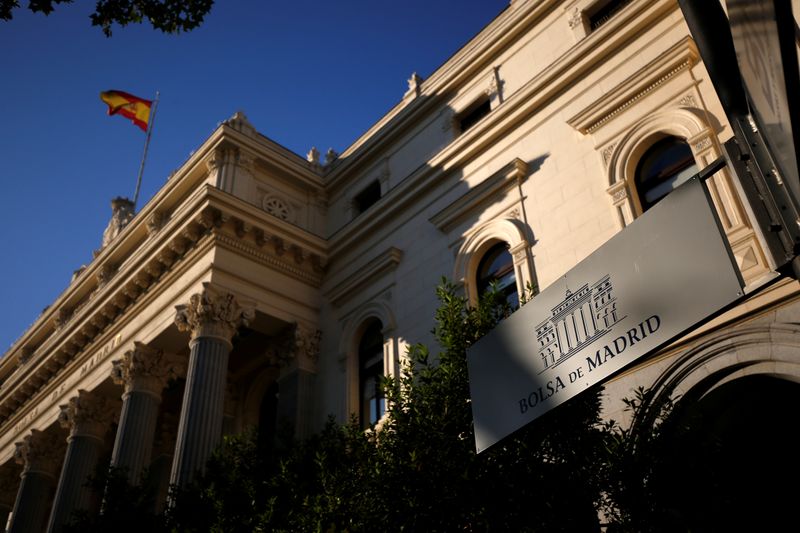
[566,37,700,134]
[1,116,323,375]
[328,0,677,254]
[324,0,555,191]
[0,185,327,431]
[429,158,528,233]
[324,247,403,307]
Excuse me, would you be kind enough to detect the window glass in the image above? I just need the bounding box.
[459,97,491,133]
[359,320,385,427]
[635,137,698,211]
[477,242,518,309]
[354,180,382,215]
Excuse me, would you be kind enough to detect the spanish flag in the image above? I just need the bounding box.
[100,90,153,132]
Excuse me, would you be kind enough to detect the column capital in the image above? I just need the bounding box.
[111,342,185,397]
[174,283,254,345]
[265,324,321,371]
[14,430,63,477]
[57,390,117,440]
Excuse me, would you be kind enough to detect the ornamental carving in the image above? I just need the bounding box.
[55,308,72,330]
[694,137,713,152]
[111,342,185,395]
[146,210,166,235]
[296,325,322,364]
[14,429,64,476]
[679,94,697,107]
[174,283,255,342]
[263,196,291,221]
[264,324,321,367]
[97,264,116,286]
[602,144,616,166]
[101,197,135,250]
[17,346,34,368]
[567,7,583,29]
[58,390,118,439]
[406,72,423,96]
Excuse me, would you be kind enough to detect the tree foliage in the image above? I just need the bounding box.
[165,279,614,531]
[0,0,213,36]
[72,280,626,531]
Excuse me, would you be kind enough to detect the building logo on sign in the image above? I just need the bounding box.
[535,275,625,372]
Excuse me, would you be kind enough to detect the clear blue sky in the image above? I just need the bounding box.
[0,1,508,353]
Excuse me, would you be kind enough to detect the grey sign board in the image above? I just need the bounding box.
[467,178,744,453]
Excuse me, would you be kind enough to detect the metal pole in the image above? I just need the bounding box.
[133,91,159,210]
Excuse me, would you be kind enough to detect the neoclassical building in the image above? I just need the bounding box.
[1,0,799,530]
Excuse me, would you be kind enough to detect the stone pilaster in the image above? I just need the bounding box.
[169,284,253,488]
[8,430,64,533]
[272,324,321,440]
[46,391,116,533]
[110,342,185,484]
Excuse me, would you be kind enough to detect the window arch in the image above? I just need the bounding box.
[634,136,698,211]
[476,242,518,308]
[358,319,385,428]
[453,217,536,306]
[339,300,398,427]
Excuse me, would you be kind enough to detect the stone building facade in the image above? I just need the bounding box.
[1,0,799,529]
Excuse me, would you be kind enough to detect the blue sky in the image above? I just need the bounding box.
[0,0,508,353]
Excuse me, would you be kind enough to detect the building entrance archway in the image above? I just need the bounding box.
[648,375,800,531]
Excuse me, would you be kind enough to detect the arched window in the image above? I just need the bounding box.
[634,136,698,211]
[476,242,518,309]
[359,320,385,428]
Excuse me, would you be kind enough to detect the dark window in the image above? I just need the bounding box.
[459,97,491,133]
[354,180,381,214]
[359,320,385,428]
[635,136,699,211]
[588,0,634,31]
[477,242,518,309]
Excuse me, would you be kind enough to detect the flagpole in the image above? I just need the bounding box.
[132,91,159,211]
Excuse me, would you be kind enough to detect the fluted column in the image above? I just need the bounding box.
[109,342,184,484]
[169,284,253,488]
[8,430,64,533]
[46,391,116,533]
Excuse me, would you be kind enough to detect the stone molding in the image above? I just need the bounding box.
[14,430,63,476]
[175,283,255,345]
[111,342,185,397]
[567,37,699,135]
[325,247,403,307]
[57,390,117,440]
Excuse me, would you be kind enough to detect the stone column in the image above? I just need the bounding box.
[8,430,64,533]
[169,284,253,488]
[46,390,116,533]
[109,342,184,484]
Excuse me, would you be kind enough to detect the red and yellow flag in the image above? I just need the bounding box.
[99,90,153,132]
